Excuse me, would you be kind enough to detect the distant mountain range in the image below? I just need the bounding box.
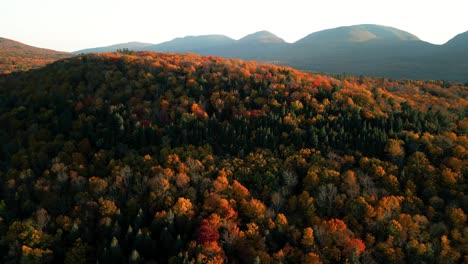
[72,24,468,81]
[0,37,72,73]
[1,24,467,81]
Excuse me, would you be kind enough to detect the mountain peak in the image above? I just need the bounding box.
[297,24,420,44]
[444,30,468,47]
[239,31,286,44]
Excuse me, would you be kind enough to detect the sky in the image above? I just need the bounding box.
[1,0,467,52]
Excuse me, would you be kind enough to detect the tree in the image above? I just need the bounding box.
[129,249,142,264]
[437,235,461,263]
[98,198,118,217]
[243,198,266,220]
[385,139,405,165]
[317,184,338,217]
[197,219,219,245]
[301,227,315,249]
[275,213,288,229]
[172,197,192,216]
[65,239,89,264]
[35,208,50,231]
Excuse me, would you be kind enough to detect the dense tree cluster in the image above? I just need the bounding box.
[0,52,467,263]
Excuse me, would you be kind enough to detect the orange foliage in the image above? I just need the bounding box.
[232,180,250,200]
[344,238,366,255]
[172,197,192,216]
[301,227,315,247]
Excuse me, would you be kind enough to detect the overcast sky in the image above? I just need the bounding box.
[1,0,467,52]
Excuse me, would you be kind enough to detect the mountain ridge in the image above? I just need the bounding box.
[3,24,467,80]
[72,24,438,53]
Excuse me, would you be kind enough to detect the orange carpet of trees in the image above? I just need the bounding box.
[0,38,71,74]
[0,52,466,263]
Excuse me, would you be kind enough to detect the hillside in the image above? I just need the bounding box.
[0,52,467,263]
[0,37,72,74]
[74,42,153,54]
[72,24,468,81]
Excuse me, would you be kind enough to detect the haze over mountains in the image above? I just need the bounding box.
[73,24,468,82]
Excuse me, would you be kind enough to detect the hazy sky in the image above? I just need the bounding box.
[1,0,467,52]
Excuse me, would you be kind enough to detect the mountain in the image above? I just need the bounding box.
[74,41,153,54]
[70,24,468,81]
[144,31,288,63]
[238,30,286,43]
[444,30,468,48]
[0,37,72,73]
[296,24,419,44]
[422,31,468,81]
[192,31,288,62]
[285,25,439,80]
[0,51,466,263]
[283,25,468,81]
[144,35,235,52]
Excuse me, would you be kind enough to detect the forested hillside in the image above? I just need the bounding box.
[0,37,71,74]
[0,52,466,263]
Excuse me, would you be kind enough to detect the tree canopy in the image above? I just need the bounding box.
[0,52,466,263]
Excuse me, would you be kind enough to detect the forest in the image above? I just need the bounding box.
[0,51,467,263]
[0,37,71,74]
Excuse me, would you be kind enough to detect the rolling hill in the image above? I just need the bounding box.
[0,51,466,263]
[74,41,153,54]
[295,24,420,44]
[0,37,72,73]
[144,35,235,52]
[71,24,468,81]
[238,30,286,44]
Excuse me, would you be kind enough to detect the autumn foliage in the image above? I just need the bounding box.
[0,37,71,74]
[0,51,466,263]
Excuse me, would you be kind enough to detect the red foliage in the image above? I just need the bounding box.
[344,238,366,255]
[250,109,264,118]
[197,219,219,245]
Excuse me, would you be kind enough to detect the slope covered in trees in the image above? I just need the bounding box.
[0,52,467,263]
[0,37,72,74]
